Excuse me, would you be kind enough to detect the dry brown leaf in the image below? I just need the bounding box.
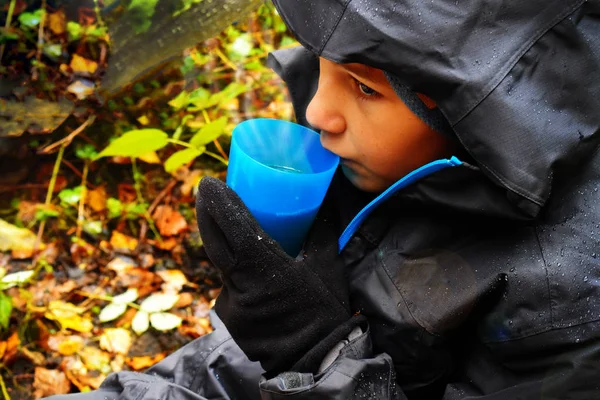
[138,253,155,269]
[87,186,107,212]
[125,353,166,371]
[180,170,203,196]
[148,237,178,251]
[33,368,71,399]
[157,269,188,293]
[70,54,98,75]
[153,205,188,237]
[106,256,137,273]
[110,231,138,252]
[70,239,96,265]
[47,10,66,35]
[174,292,193,309]
[99,328,132,355]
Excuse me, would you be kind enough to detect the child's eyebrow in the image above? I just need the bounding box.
[341,64,387,85]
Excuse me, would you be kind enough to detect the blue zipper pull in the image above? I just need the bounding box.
[338,156,462,252]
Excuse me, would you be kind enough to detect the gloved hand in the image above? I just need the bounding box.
[196,177,364,377]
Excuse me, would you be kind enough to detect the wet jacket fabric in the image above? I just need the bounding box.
[47,1,600,399]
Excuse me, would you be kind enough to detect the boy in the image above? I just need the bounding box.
[49,0,600,399]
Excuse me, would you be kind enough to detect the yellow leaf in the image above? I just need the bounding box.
[138,151,161,164]
[109,231,138,252]
[70,54,98,75]
[48,11,66,35]
[44,301,93,333]
[137,115,150,126]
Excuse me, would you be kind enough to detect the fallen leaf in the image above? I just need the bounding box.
[70,54,98,75]
[174,292,193,309]
[106,256,137,273]
[79,346,111,374]
[99,328,132,355]
[138,253,155,268]
[67,80,95,100]
[0,96,73,137]
[193,297,212,318]
[153,205,188,237]
[44,301,93,333]
[70,239,96,265]
[110,354,125,373]
[157,269,188,293]
[149,237,178,251]
[47,10,66,35]
[47,335,85,356]
[1,270,35,288]
[87,186,107,212]
[0,219,37,253]
[115,268,157,297]
[33,367,71,399]
[109,231,138,252]
[125,353,165,371]
[3,332,20,363]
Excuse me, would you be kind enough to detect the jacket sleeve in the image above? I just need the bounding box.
[258,324,408,400]
[44,310,264,400]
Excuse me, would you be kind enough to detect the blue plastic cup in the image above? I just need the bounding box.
[226,118,340,256]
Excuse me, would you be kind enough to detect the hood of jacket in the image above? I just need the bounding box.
[270,0,600,219]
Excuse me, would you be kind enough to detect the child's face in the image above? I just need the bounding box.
[306,58,455,193]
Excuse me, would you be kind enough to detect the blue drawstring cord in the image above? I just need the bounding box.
[338,156,462,252]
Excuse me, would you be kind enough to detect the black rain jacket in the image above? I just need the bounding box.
[48,0,600,399]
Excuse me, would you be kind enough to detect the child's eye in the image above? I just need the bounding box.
[358,82,378,96]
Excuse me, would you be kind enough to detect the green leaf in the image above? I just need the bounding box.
[58,186,83,206]
[164,148,204,173]
[140,293,179,313]
[83,220,103,236]
[96,129,169,159]
[67,21,83,41]
[19,10,44,29]
[112,288,138,304]
[35,208,59,222]
[0,292,12,330]
[132,310,149,335]
[107,198,124,219]
[229,34,253,59]
[75,144,98,160]
[188,82,250,112]
[98,303,128,322]
[1,270,35,289]
[150,312,182,331]
[190,117,227,148]
[43,43,62,59]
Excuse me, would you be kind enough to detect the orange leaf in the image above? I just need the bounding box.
[70,54,98,75]
[47,10,66,35]
[125,353,166,371]
[3,332,20,363]
[110,231,138,252]
[153,205,188,237]
[33,368,71,399]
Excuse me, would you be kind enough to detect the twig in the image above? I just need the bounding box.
[131,159,162,242]
[32,0,47,81]
[34,145,65,256]
[76,161,90,238]
[39,115,96,154]
[0,0,17,65]
[213,48,238,71]
[205,151,229,166]
[148,179,178,216]
[0,372,10,400]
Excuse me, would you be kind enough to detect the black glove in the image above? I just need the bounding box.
[196,177,364,377]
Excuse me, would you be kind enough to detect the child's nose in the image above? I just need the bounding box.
[305,84,346,135]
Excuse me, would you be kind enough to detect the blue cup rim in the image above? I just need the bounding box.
[231,118,340,177]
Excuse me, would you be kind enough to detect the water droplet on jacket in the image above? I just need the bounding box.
[584,276,589,282]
